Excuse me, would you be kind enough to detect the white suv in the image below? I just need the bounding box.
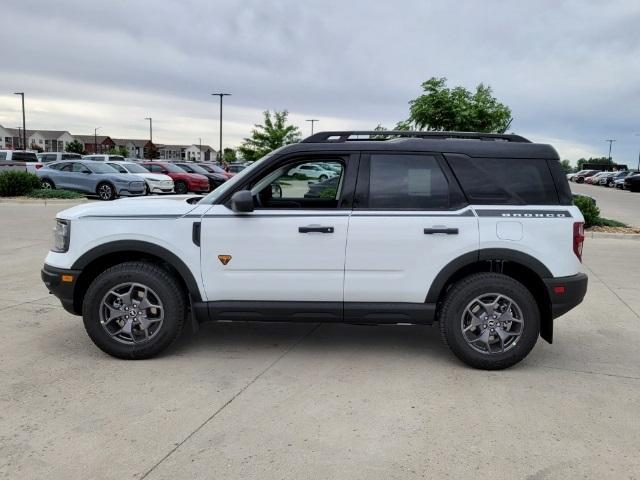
[41,131,588,370]
[288,163,337,181]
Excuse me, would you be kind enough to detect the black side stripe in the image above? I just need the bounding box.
[475,209,573,218]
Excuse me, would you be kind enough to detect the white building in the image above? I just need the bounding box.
[184,144,216,162]
[158,145,187,161]
[0,125,73,151]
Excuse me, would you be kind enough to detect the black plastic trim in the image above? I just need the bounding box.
[344,302,436,324]
[71,240,203,301]
[192,222,201,246]
[41,264,81,315]
[544,273,588,320]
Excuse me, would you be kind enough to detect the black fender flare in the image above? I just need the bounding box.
[425,248,552,303]
[71,240,202,301]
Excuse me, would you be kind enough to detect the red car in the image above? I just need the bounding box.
[197,162,235,179]
[142,162,209,194]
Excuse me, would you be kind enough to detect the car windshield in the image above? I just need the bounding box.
[123,163,149,173]
[89,163,119,173]
[181,164,208,174]
[199,148,285,205]
[162,163,186,173]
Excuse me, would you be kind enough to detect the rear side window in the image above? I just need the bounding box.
[446,154,558,205]
[367,154,451,210]
[13,152,38,162]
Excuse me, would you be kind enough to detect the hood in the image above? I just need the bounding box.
[56,195,204,220]
[98,172,144,183]
[135,173,173,182]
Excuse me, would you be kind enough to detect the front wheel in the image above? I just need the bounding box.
[41,178,55,189]
[438,273,540,370]
[318,174,328,181]
[97,182,116,201]
[174,180,188,194]
[82,262,186,359]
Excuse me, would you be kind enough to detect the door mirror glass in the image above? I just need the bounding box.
[230,190,254,213]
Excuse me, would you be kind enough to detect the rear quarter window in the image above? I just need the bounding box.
[446,154,559,205]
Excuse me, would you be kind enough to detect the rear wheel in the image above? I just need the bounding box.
[174,180,188,194]
[82,262,186,359]
[97,182,116,201]
[319,174,328,181]
[576,177,584,183]
[439,273,540,370]
[41,178,55,189]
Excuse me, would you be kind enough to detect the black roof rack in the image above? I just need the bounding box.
[302,130,531,144]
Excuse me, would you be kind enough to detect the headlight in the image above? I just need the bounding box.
[51,219,70,253]
[148,178,161,183]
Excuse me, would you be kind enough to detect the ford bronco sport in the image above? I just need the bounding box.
[41,131,588,369]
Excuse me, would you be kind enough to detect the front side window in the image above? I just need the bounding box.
[367,154,450,210]
[251,159,345,209]
[72,162,90,173]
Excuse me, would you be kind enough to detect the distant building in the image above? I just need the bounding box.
[158,144,187,161]
[185,144,216,162]
[0,125,73,152]
[112,139,155,159]
[72,135,115,154]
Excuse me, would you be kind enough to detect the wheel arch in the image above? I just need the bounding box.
[71,240,202,314]
[427,249,553,343]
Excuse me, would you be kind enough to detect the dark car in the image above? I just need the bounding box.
[174,162,227,190]
[142,162,209,194]
[304,175,341,198]
[624,173,640,192]
[197,162,235,179]
[604,170,632,187]
[573,169,599,183]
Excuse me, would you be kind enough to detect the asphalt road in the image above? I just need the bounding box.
[1,201,639,479]
[571,182,640,226]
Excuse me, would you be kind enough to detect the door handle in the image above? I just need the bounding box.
[299,225,334,233]
[424,227,459,235]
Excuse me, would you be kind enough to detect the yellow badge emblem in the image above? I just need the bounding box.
[218,255,232,265]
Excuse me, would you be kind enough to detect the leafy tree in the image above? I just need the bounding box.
[223,148,237,164]
[559,159,573,174]
[405,77,513,133]
[147,144,159,160]
[30,143,43,153]
[106,146,129,157]
[66,139,85,154]
[238,110,301,162]
[576,156,612,171]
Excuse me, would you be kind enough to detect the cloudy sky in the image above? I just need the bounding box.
[1,0,639,165]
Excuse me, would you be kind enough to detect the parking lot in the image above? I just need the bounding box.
[1,201,640,479]
[571,182,640,227]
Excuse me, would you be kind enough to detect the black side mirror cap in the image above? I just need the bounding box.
[230,190,254,213]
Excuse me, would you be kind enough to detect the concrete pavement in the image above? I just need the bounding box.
[571,182,640,227]
[1,202,639,479]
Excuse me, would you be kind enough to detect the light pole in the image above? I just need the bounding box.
[199,137,202,162]
[605,139,616,163]
[635,134,640,171]
[14,92,26,151]
[145,117,153,159]
[212,93,231,162]
[306,119,319,136]
[94,127,101,153]
[15,127,22,149]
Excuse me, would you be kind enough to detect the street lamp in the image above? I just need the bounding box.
[635,134,640,171]
[94,127,101,153]
[306,119,319,136]
[212,93,231,162]
[605,139,616,163]
[13,92,26,151]
[144,117,153,159]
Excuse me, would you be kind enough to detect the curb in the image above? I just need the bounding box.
[586,231,640,241]
[0,198,89,205]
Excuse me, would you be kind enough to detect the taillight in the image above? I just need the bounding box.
[573,222,585,262]
[35,164,44,169]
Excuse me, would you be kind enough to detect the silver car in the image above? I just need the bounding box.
[37,160,145,200]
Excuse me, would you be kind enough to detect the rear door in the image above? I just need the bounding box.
[344,152,479,304]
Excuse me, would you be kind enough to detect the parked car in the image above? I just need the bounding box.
[288,163,338,180]
[142,161,209,194]
[174,162,227,190]
[0,150,40,172]
[572,169,599,183]
[607,170,633,187]
[106,161,174,195]
[82,154,127,162]
[37,160,145,200]
[227,163,248,174]
[41,130,587,370]
[197,162,235,179]
[37,152,83,163]
[304,175,341,198]
[585,172,607,184]
[597,172,617,186]
[623,173,640,192]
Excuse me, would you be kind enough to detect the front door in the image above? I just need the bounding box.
[200,156,355,306]
[344,153,479,305]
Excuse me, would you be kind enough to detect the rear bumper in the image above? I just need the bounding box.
[41,264,82,315]
[544,273,588,319]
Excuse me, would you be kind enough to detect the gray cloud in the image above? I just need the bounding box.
[1,0,639,164]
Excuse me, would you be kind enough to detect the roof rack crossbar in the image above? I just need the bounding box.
[302,130,531,143]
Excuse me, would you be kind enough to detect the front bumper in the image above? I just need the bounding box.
[41,264,82,315]
[544,273,588,319]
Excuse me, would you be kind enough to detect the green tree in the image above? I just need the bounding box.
[405,77,513,133]
[106,146,129,157]
[238,110,301,162]
[30,143,43,153]
[576,156,612,171]
[559,159,573,174]
[223,148,237,163]
[66,139,85,154]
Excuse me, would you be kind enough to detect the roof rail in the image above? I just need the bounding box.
[301,130,531,144]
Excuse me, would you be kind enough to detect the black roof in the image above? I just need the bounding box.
[281,131,558,159]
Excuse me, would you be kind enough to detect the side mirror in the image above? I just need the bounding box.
[230,190,254,213]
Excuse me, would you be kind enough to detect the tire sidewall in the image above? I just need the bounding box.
[82,264,185,359]
[175,181,188,194]
[440,274,540,369]
[42,178,55,189]
[97,182,115,201]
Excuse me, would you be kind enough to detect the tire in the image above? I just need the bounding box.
[97,182,116,201]
[319,175,328,181]
[576,177,584,183]
[174,180,188,194]
[41,178,55,189]
[82,262,187,359]
[438,273,540,370]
